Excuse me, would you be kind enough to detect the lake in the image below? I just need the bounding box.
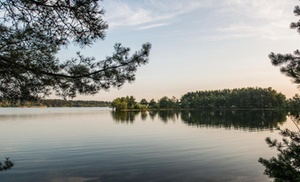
[0,108,297,182]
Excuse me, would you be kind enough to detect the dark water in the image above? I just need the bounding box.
[0,108,296,182]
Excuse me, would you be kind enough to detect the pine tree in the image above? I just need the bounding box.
[259,2,300,181]
[0,0,151,102]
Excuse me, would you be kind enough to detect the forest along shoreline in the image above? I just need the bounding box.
[1,87,300,111]
[111,87,299,111]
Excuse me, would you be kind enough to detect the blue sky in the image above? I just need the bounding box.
[60,0,300,101]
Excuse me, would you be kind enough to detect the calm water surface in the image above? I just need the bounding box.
[0,108,296,182]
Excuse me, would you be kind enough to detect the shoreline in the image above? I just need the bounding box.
[114,108,290,112]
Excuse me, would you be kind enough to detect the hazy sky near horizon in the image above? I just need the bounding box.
[59,0,300,101]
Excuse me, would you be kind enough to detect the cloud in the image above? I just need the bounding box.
[213,0,298,40]
[216,21,291,40]
[138,23,170,30]
[184,0,299,41]
[197,21,298,42]
[102,0,210,30]
[226,0,296,20]
[103,2,151,28]
[102,0,299,40]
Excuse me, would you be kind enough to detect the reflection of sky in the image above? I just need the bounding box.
[0,108,292,182]
[280,116,300,131]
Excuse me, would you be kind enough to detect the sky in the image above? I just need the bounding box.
[59,0,300,102]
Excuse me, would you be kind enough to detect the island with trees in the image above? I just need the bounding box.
[111,87,300,111]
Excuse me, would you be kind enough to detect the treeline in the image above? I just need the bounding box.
[112,87,296,110]
[111,96,179,111]
[286,94,300,110]
[0,99,111,107]
[181,87,286,109]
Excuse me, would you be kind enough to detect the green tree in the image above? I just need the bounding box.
[287,94,300,110]
[118,101,128,111]
[259,2,300,181]
[111,98,121,110]
[148,99,158,109]
[269,3,300,85]
[111,97,127,111]
[0,0,151,103]
[158,96,179,109]
[258,124,300,181]
[158,96,170,109]
[126,96,136,109]
[111,96,139,111]
[180,87,285,109]
[140,98,148,106]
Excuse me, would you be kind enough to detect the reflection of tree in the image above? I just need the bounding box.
[111,110,287,131]
[180,110,287,131]
[0,158,14,172]
[148,110,158,120]
[141,111,148,121]
[258,115,300,181]
[157,110,180,123]
[111,111,140,123]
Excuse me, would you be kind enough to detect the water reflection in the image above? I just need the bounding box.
[157,110,180,123]
[111,111,140,123]
[0,108,291,182]
[111,110,287,131]
[181,110,287,131]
